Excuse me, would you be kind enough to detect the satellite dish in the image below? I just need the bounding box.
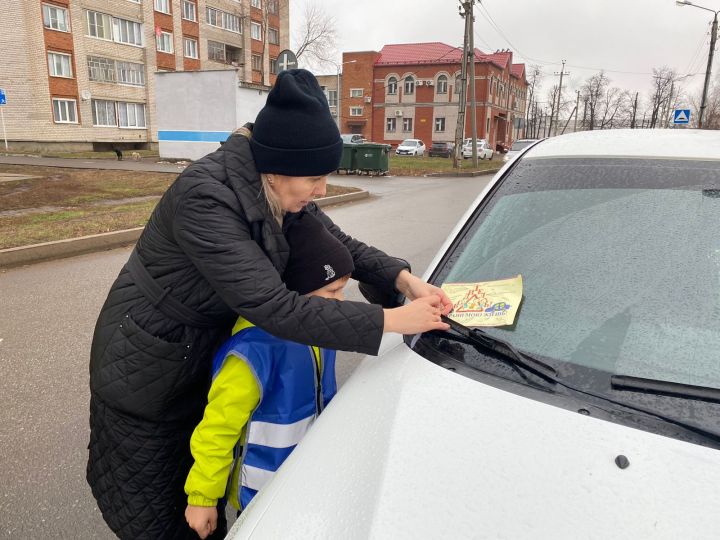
[81,90,92,101]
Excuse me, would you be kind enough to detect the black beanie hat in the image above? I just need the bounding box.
[250,69,343,176]
[283,213,355,295]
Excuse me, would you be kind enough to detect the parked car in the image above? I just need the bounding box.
[504,138,540,162]
[462,138,493,160]
[341,134,367,144]
[395,138,426,156]
[229,129,720,539]
[428,141,454,158]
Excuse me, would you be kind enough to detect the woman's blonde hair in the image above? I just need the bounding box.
[261,173,284,224]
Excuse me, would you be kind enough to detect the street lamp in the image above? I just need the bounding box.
[334,60,357,128]
[676,0,719,128]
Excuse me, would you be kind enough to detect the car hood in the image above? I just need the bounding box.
[229,337,720,539]
[396,145,417,150]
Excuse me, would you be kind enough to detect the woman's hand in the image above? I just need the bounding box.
[185,505,217,539]
[383,295,450,334]
[395,270,453,315]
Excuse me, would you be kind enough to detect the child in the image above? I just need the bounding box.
[184,212,354,539]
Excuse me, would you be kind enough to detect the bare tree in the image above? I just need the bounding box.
[691,73,720,129]
[293,0,337,71]
[647,67,677,128]
[581,71,610,130]
[525,65,542,138]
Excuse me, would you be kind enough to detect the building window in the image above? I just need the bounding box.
[207,41,241,64]
[86,11,113,40]
[435,117,446,132]
[387,77,397,95]
[437,75,448,94]
[117,102,146,128]
[267,0,278,14]
[91,99,117,127]
[251,22,262,40]
[114,18,143,46]
[48,52,73,78]
[117,61,145,85]
[43,4,70,32]
[206,8,242,33]
[455,76,462,94]
[251,54,262,71]
[350,107,363,116]
[403,117,413,132]
[268,27,279,44]
[386,117,396,132]
[487,117,490,132]
[183,37,198,59]
[52,98,77,124]
[327,90,337,107]
[251,0,261,7]
[350,88,363,98]
[404,76,415,95]
[156,31,173,53]
[154,0,170,14]
[88,56,116,83]
[182,0,197,21]
[270,58,278,74]
[208,40,224,62]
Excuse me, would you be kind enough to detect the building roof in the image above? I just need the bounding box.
[376,42,514,70]
[510,63,526,80]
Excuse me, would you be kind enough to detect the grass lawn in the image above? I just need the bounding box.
[0,149,161,160]
[0,165,358,249]
[389,155,500,176]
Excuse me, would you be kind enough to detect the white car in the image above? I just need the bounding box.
[462,138,494,160]
[230,129,720,539]
[395,138,425,156]
[504,138,540,162]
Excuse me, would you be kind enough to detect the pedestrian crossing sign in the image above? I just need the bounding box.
[673,109,690,124]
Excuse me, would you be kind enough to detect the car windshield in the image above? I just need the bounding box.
[510,140,535,151]
[401,140,418,147]
[431,157,720,389]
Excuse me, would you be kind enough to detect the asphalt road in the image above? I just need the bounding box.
[0,173,490,539]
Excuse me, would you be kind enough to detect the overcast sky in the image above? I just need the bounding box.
[291,0,719,105]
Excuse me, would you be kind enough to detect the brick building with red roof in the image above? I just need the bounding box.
[338,42,528,151]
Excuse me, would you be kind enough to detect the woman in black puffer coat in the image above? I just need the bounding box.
[87,69,451,539]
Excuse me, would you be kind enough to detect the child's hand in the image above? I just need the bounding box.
[185,505,218,539]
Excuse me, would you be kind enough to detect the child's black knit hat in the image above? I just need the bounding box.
[283,213,354,295]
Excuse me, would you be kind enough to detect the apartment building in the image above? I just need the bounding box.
[337,43,528,150]
[0,0,288,151]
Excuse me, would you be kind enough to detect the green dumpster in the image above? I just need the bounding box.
[338,143,358,174]
[355,143,391,176]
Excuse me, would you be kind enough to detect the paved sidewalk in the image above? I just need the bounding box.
[0,154,188,173]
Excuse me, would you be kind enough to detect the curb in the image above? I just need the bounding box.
[424,168,501,178]
[0,190,369,269]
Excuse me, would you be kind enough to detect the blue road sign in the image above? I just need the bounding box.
[0,89,6,106]
[673,109,690,124]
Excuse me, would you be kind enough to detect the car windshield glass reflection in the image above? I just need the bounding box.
[435,158,720,390]
[401,140,418,146]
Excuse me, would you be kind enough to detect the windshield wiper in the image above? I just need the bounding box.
[611,375,720,404]
[437,315,558,384]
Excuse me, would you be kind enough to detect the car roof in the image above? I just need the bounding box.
[525,129,720,160]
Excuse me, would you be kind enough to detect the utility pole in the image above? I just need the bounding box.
[552,60,569,136]
[573,90,580,132]
[699,12,718,128]
[453,1,473,168]
[630,92,638,129]
[467,2,479,167]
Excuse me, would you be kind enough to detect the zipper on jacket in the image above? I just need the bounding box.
[310,346,323,414]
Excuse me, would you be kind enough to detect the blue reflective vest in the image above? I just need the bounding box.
[211,326,337,509]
